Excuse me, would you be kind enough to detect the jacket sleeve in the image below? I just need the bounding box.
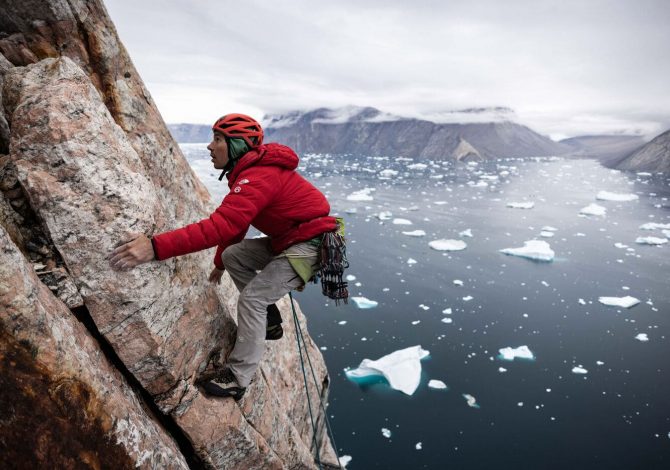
[152,170,277,263]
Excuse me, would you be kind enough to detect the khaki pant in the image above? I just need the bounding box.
[222,237,319,387]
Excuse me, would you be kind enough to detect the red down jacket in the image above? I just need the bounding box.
[152,143,337,269]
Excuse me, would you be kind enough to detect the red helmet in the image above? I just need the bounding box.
[212,113,263,148]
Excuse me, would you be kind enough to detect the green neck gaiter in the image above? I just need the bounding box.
[219,138,251,180]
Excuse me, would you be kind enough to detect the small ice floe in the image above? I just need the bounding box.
[402,230,426,237]
[338,321,347,325]
[498,367,507,373]
[453,279,464,286]
[344,208,358,214]
[442,308,452,314]
[572,366,588,374]
[499,240,554,262]
[419,304,430,310]
[377,211,393,220]
[579,203,606,216]
[429,239,467,251]
[596,191,639,202]
[428,379,448,390]
[351,297,379,309]
[407,258,418,265]
[462,295,473,301]
[379,169,399,178]
[614,242,628,249]
[459,229,473,238]
[434,201,447,205]
[415,442,423,450]
[346,274,357,281]
[542,226,558,232]
[639,222,670,231]
[598,296,640,309]
[345,345,430,395]
[393,218,413,225]
[411,320,421,325]
[408,163,428,170]
[540,231,555,238]
[498,345,535,361]
[635,333,649,342]
[635,236,668,245]
[339,455,352,467]
[347,188,374,201]
[578,298,586,305]
[381,428,392,438]
[462,394,480,408]
[664,230,670,238]
[441,318,453,324]
[507,201,535,209]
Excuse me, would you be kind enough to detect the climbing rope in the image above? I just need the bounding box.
[289,292,343,470]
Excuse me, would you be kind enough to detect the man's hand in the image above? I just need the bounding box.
[208,267,225,284]
[108,233,155,271]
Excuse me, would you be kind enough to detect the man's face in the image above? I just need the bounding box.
[207,132,229,169]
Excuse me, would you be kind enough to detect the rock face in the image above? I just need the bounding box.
[559,134,646,165]
[262,106,568,159]
[0,1,336,468]
[615,129,670,173]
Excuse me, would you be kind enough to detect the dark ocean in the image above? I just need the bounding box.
[182,144,670,469]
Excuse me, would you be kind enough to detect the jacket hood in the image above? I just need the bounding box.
[227,143,298,184]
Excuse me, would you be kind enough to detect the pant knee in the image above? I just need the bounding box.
[221,244,241,269]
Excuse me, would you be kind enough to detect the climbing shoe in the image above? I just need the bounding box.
[266,303,283,340]
[200,367,246,401]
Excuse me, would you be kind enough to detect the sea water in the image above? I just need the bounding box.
[182,144,670,469]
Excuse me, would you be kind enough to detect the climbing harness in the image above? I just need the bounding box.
[289,292,343,470]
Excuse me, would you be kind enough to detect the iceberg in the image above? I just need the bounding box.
[429,239,467,251]
[462,394,480,408]
[428,379,448,390]
[402,230,426,237]
[596,191,639,202]
[635,236,668,245]
[351,297,379,309]
[500,240,554,262]
[345,345,430,395]
[498,345,535,361]
[579,203,606,216]
[507,201,534,209]
[347,188,375,201]
[598,296,640,308]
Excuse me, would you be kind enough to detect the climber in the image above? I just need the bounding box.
[108,113,342,401]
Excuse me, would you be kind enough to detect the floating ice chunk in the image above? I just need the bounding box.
[376,211,393,220]
[580,203,606,216]
[429,239,467,251]
[453,279,464,286]
[596,191,639,202]
[507,201,534,209]
[614,242,628,249]
[408,163,428,170]
[347,188,374,201]
[351,297,379,309]
[578,298,586,305]
[345,345,430,395]
[459,229,473,238]
[434,201,448,205]
[541,226,558,232]
[462,295,473,301]
[381,428,392,438]
[442,308,452,314]
[402,229,426,237]
[463,394,480,408]
[346,274,357,281]
[344,208,357,214]
[635,236,667,245]
[635,333,649,342]
[499,367,507,373]
[441,318,453,324]
[598,296,640,308]
[500,240,554,261]
[428,380,448,390]
[379,169,399,178]
[639,222,670,230]
[411,320,420,325]
[407,258,417,265]
[540,231,554,238]
[338,321,347,325]
[393,218,413,225]
[415,442,423,450]
[498,345,535,361]
[339,455,352,467]
[572,366,588,374]
[664,230,670,238]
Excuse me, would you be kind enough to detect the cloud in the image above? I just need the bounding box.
[105,0,670,138]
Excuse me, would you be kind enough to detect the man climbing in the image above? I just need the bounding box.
[108,113,342,400]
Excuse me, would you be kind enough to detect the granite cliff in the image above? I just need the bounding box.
[0,1,336,468]
[615,129,670,174]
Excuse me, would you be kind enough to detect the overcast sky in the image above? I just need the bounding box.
[105,0,670,140]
